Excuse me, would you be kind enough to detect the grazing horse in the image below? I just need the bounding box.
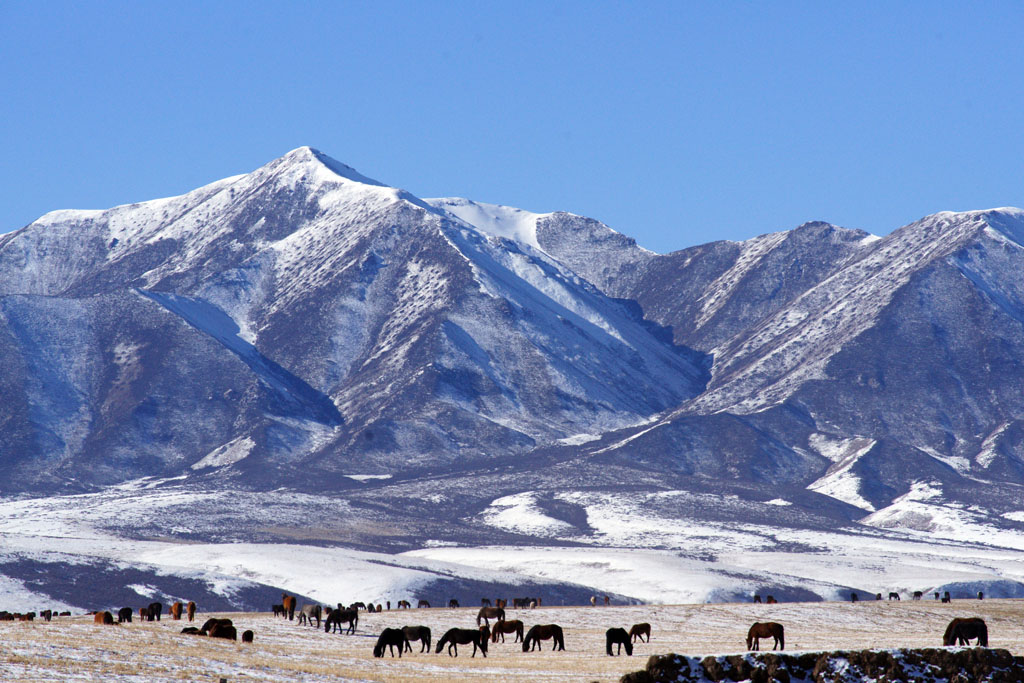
[978,591,984,600]
[629,623,651,643]
[851,592,858,602]
[94,611,114,625]
[753,594,762,604]
[297,604,321,627]
[495,598,507,609]
[913,591,923,600]
[187,601,196,621]
[374,628,409,658]
[747,622,784,651]
[477,606,505,626]
[765,596,778,604]
[490,619,524,643]
[281,594,296,620]
[402,625,432,652]
[324,608,358,634]
[117,607,133,623]
[889,592,901,601]
[417,600,430,608]
[147,602,163,622]
[448,599,459,608]
[200,618,232,635]
[209,623,237,640]
[397,600,411,609]
[170,602,183,620]
[272,604,284,617]
[606,627,633,656]
[523,624,565,652]
[436,627,489,657]
[943,618,988,647]
[481,598,492,607]
[242,630,254,643]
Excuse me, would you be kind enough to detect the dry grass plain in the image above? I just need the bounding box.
[2,599,1024,682]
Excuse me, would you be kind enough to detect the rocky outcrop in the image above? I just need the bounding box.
[621,648,1024,683]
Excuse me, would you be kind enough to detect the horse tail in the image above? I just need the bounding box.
[979,622,989,647]
[555,625,565,651]
[498,607,505,622]
[778,624,784,651]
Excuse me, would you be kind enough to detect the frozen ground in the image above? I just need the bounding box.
[1,600,1023,682]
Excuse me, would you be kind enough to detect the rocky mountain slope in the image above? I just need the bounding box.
[3,147,1024,607]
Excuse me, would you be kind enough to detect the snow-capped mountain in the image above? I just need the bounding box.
[3,147,1024,610]
[0,147,708,489]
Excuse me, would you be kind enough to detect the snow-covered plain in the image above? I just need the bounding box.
[2,480,1024,613]
[2,600,1024,682]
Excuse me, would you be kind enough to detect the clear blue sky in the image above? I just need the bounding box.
[2,1,1023,253]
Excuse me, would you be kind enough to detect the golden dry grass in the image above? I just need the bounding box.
[2,599,1023,682]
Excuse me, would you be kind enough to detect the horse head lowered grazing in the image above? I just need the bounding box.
[523,624,565,652]
[436,627,489,657]
[477,606,505,626]
[943,618,987,647]
[747,622,784,651]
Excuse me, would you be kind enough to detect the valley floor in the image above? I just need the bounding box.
[1,599,1022,682]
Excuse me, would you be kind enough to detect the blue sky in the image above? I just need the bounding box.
[2,1,1022,253]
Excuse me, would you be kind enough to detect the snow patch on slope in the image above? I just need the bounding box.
[191,436,255,470]
[427,197,549,252]
[806,437,877,511]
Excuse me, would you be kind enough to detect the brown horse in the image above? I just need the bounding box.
[523,624,565,651]
[629,623,651,643]
[200,618,233,635]
[170,602,183,620]
[147,602,163,622]
[187,601,196,622]
[281,594,296,620]
[436,626,489,657]
[477,606,505,626]
[491,619,524,643]
[943,618,988,646]
[397,600,411,609]
[93,611,114,625]
[402,625,432,652]
[747,622,784,650]
[606,627,633,655]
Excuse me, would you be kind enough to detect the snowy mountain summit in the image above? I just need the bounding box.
[4,149,1024,608]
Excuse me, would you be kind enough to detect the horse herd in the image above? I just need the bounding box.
[369,605,653,658]
[90,600,198,627]
[742,617,988,652]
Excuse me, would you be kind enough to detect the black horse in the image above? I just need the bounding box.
[324,607,358,634]
[117,607,133,623]
[943,618,988,647]
[373,628,409,657]
[606,627,633,655]
[436,627,489,657]
[402,625,432,652]
[146,602,163,622]
[523,624,565,652]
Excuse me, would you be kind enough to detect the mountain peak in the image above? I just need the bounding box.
[274,146,386,188]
